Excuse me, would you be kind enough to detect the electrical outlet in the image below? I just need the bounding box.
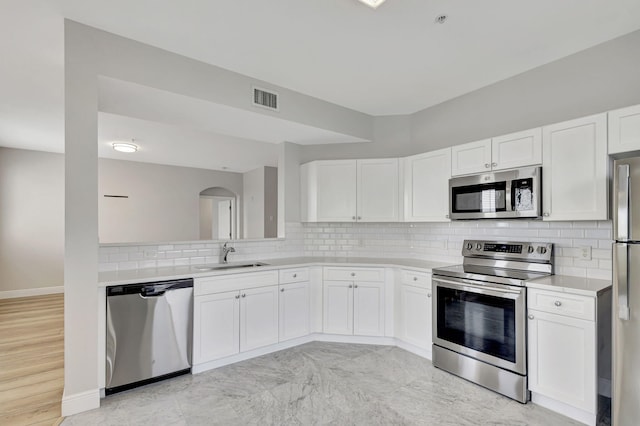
[580,246,592,260]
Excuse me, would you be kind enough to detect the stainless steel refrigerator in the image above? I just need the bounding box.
[613,158,640,426]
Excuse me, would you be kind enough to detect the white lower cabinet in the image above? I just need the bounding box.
[193,290,240,364]
[527,287,609,425]
[240,286,279,352]
[322,267,385,336]
[399,284,432,351]
[279,281,310,342]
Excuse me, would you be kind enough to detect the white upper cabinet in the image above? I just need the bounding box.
[608,104,640,155]
[451,139,492,176]
[403,148,451,222]
[491,128,542,170]
[542,113,608,221]
[301,158,399,222]
[451,128,542,176]
[357,159,400,222]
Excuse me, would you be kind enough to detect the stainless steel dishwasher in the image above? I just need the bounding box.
[105,278,193,394]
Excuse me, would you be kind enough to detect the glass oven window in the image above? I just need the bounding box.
[451,182,507,213]
[436,286,516,363]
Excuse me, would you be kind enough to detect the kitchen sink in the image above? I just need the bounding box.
[192,262,269,272]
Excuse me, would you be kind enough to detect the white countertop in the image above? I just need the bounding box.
[98,257,453,287]
[525,275,612,297]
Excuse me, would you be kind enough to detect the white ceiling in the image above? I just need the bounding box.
[2,0,640,168]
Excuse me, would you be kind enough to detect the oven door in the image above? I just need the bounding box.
[432,276,527,374]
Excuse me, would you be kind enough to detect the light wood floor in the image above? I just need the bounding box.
[0,294,64,426]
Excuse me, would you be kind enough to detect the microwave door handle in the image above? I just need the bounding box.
[618,164,630,241]
[506,180,513,212]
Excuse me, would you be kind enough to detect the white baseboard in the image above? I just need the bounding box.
[62,388,100,417]
[314,334,395,346]
[0,285,63,299]
[531,392,595,426]
[395,339,432,360]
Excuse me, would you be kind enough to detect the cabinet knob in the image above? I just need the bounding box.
[293,273,297,278]
[235,295,240,299]
[280,288,285,292]
[445,214,449,219]
[242,293,246,298]
[351,272,355,277]
[554,300,562,307]
[357,216,361,220]
[485,163,490,168]
[492,162,497,167]
[427,292,431,298]
[528,314,534,320]
[413,276,418,281]
[348,284,353,288]
[543,212,550,217]
[352,216,356,220]
[354,284,358,289]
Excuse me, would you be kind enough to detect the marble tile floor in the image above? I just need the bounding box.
[63,342,587,426]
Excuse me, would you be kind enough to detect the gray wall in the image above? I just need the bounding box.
[0,147,64,294]
[99,159,243,243]
[301,29,640,162]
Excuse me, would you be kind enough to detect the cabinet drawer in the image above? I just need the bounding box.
[400,270,431,287]
[195,271,279,296]
[528,289,595,321]
[324,267,384,282]
[279,268,309,284]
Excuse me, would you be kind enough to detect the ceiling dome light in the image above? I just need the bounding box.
[112,141,138,153]
[357,0,387,9]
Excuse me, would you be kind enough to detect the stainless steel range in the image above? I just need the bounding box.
[431,240,553,403]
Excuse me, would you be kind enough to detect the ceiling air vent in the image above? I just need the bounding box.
[252,86,279,111]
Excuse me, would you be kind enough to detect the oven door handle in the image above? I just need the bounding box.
[433,277,523,295]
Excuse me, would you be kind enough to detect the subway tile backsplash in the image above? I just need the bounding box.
[100,220,613,280]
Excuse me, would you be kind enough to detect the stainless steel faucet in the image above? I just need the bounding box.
[222,242,236,263]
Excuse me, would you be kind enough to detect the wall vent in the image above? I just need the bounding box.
[252,86,279,111]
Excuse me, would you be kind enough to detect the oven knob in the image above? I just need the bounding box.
[528,246,535,254]
[466,243,473,250]
[537,246,547,254]
[476,243,482,250]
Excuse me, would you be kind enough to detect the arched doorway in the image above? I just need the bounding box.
[199,187,237,240]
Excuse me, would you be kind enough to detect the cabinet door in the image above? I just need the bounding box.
[608,104,640,155]
[240,286,279,352]
[399,284,432,350]
[323,281,353,335]
[491,128,542,170]
[193,291,240,364]
[315,160,357,222]
[279,281,310,342]
[403,148,451,222]
[528,309,596,413]
[353,281,385,337]
[451,139,492,176]
[542,113,608,221]
[357,158,399,222]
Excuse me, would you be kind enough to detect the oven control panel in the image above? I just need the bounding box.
[462,240,553,262]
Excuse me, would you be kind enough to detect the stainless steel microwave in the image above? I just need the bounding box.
[449,166,542,220]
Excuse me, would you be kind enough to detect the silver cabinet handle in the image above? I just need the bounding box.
[427,292,431,298]
[293,273,297,278]
[413,276,418,281]
[543,212,550,217]
[554,300,562,307]
[280,288,285,292]
[618,164,631,240]
[235,295,240,299]
[242,293,246,298]
[484,163,490,168]
[348,284,353,288]
[528,314,534,320]
[492,162,497,167]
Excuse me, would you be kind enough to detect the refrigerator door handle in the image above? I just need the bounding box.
[617,164,630,241]
[615,243,631,321]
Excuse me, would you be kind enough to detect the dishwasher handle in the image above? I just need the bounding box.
[107,278,193,297]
